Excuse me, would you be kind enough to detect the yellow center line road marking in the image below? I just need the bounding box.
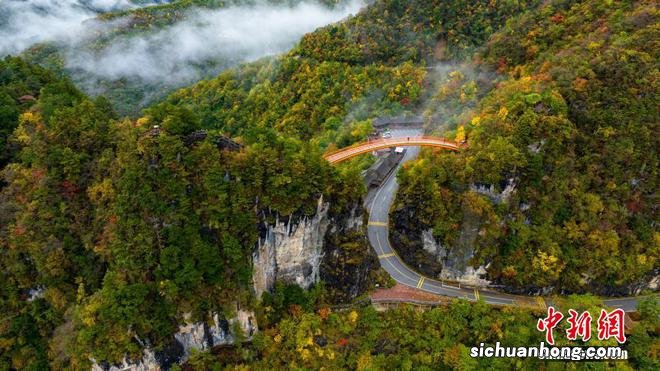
[378,253,395,259]
[375,236,416,283]
[474,289,480,301]
[368,221,388,226]
[416,276,425,289]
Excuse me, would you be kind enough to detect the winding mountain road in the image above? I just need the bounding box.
[362,128,648,312]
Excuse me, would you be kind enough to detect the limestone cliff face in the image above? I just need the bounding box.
[320,206,379,302]
[92,308,257,371]
[92,349,159,371]
[389,210,443,277]
[421,229,443,262]
[469,179,516,205]
[392,214,491,287]
[445,181,514,283]
[174,309,257,360]
[252,197,330,298]
[392,189,505,285]
[252,197,376,303]
[421,227,491,287]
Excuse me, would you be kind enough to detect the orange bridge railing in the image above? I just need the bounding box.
[323,136,463,164]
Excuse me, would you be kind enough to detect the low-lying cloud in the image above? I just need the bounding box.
[70,1,365,84]
[0,0,170,54]
[1,0,365,88]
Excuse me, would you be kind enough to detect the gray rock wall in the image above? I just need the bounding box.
[92,307,257,371]
[252,197,330,298]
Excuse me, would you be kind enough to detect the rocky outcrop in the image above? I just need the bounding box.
[438,210,491,286]
[421,229,443,262]
[391,206,490,285]
[440,265,491,287]
[92,349,160,371]
[26,286,45,301]
[389,210,443,277]
[252,197,330,298]
[92,308,257,371]
[174,309,256,359]
[252,197,377,303]
[420,227,491,287]
[320,206,379,302]
[469,178,516,205]
[391,178,517,284]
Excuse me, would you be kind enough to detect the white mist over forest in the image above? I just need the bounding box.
[70,1,366,83]
[0,0,365,101]
[0,0,171,54]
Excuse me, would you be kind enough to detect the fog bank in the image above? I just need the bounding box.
[0,0,171,54]
[70,1,365,83]
[1,0,365,86]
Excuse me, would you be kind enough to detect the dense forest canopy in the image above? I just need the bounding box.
[188,295,659,370]
[394,0,658,295]
[0,54,367,367]
[0,0,657,369]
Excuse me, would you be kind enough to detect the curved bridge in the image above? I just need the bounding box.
[323,136,461,164]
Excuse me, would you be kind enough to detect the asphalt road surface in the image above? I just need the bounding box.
[364,128,650,312]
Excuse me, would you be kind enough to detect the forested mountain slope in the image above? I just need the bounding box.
[1,0,543,367]
[0,54,367,367]
[0,0,657,369]
[393,0,658,295]
[191,295,659,369]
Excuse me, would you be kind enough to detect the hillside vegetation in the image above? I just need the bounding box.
[0,53,369,367]
[394,0,658,294]
[190,296,659,370]
[0,0,657,369]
